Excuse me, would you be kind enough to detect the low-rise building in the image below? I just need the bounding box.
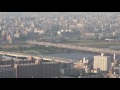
[78,73,102,78]
[0,67,16,78]
[60,68,85,77]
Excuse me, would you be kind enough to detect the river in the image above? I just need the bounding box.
[44,52,99,61]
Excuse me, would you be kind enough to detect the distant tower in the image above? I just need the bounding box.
[113,54,116,60]
[9,37,12,44]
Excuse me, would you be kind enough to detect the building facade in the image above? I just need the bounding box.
[94,53,111,71]
[15,61,60,78]
[0,67,16,78]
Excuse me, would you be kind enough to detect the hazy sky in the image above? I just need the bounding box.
[0,12,119,17]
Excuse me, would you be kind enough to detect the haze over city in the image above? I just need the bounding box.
[0,12,120,78]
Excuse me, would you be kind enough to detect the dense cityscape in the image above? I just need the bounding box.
[0,12,120,78]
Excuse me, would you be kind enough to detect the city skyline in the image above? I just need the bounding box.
[0,12,120,78]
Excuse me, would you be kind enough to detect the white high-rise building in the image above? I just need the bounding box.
[94,53,111,71]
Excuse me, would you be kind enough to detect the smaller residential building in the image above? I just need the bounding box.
[60,68,85,77]
[78,73,102,78]
[0,67,16,78]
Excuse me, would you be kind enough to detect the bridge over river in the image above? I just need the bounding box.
[0,51,76,63]
[27,41,120,55]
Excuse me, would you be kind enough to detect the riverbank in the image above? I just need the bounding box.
[61,40,120,50]
[0,45,80,54]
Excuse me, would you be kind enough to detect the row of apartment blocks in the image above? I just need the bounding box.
[15,60,60,78]
[0,55,73,78]
[1,52,120,78]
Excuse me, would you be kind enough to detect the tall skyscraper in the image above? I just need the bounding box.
[94,53,111,71]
